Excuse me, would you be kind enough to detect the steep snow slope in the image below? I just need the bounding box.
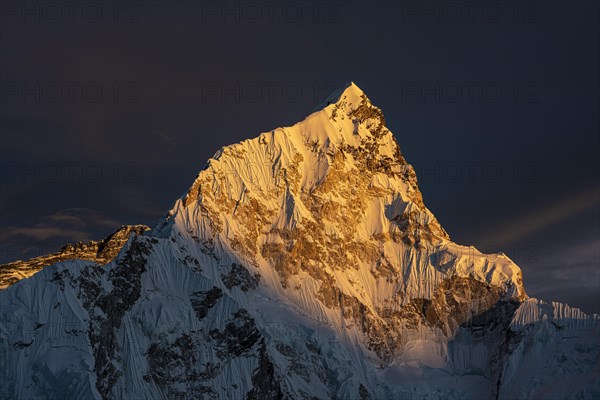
[1,83,598,400]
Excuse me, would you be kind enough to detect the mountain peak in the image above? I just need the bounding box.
[160,82,526,308]
[2,83,598,400]
[314,81,365,111]
[179,80,398,209]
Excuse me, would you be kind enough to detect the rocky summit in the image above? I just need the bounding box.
[1,83,598,400]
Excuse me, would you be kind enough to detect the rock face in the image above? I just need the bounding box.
[0,224,149,290]
[0,83,598,400]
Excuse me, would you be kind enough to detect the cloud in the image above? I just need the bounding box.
[106,184,167,219]
[2,226,90,242]
[151,130,177,151]
[522,237,600,314]
[480,187,600,244]
[525,240,599,288]
[0,208,120,243]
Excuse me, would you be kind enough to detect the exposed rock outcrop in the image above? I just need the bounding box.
[0,224,149,289]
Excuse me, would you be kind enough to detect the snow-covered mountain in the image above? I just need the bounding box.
[1,82,598,400]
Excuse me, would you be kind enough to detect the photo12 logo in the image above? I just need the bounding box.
[414,161,539,185]
[0,161,141,184]
[0,1,141,24]
[198,1,341,24]
[0,81,140,104]
[459,241,540,264]
[198,81,345,104]
[398,81,541,104]
[396,1,540,24]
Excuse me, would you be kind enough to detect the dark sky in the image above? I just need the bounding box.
[1,1,598,313]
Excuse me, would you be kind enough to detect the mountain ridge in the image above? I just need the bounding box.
[0,224,149,290]
[0,82,597,400]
